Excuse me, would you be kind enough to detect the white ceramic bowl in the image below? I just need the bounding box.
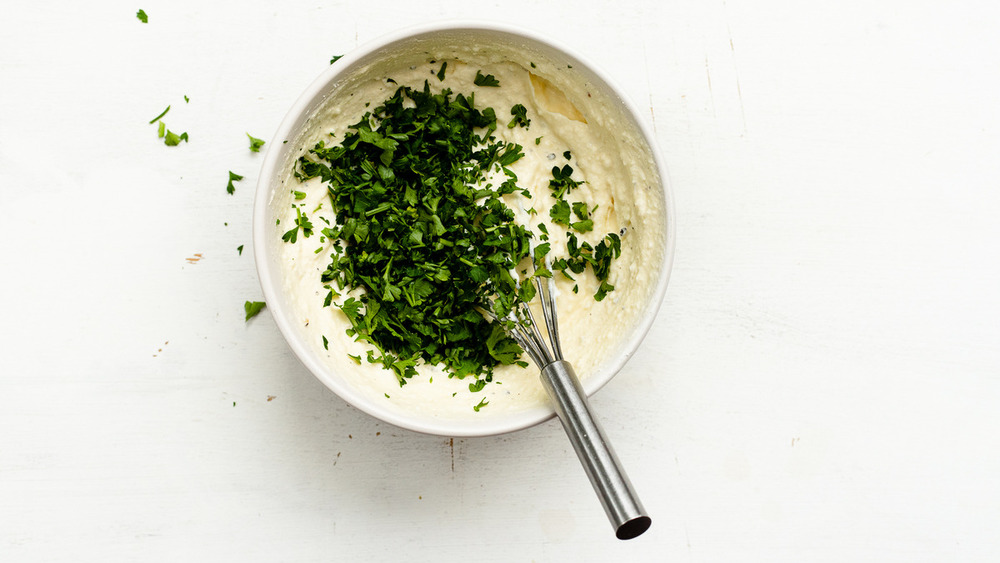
[254,21,675,437]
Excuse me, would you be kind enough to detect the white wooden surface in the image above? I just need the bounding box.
[2,1,999,561]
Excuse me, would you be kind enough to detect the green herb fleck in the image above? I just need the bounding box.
[149,106,170,124]
[473,397,489,412]
[595,280,615,301]
[227,171,243,195]
[244,301,266,321]
[237,244,244,255]
[508,104,530,129]
[157,121,165,138]
[164,129,188,146]
[474,70,500,87]
[136,9,148,23]
[436,61,447,81]
[322,335,329,350]
[548,164,583,199]
[281,207,313,243]
[330,54,344,64]
[549,200,570,226]
[184,95,190,103]
[247,133,265,153]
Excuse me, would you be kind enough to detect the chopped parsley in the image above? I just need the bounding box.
[473,397,489,412]
[227,171,243,195]
[237,244,244,255]
[149,106,170,124]
[548,164,583,199]
[330,54,344,64]
[286,76,625,387]
[163,129,188,146]
[184,95,190,103]
[244,301,266,320]
[281,207,313,243]
[474,70,500,87]
[136,9,148,23]
[247,133,265,153]
[508,104,530,129]
[293,82,528,385]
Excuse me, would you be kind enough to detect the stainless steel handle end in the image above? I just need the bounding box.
[539,360,651,540]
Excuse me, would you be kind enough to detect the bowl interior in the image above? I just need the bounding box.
[254,22,675,436]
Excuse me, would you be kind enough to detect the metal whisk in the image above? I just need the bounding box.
[492,258,652,540]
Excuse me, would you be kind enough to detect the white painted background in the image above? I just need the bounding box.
[2,1,999,561]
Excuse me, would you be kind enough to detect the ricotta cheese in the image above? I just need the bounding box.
[272,43,665,421]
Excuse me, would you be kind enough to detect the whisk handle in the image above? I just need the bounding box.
[539,360,651,540]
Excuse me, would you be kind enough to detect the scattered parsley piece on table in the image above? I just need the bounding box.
[330,55,344,64]
[226,171,243,195]
[149,106,170,124]
[247,133,265,153]
[184,95,190,103]
[136,9,148,23]
[163,129,188,146]
[244,301,266,321]
[237,245,244,255]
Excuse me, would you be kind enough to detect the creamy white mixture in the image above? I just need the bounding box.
[273,42,664,421]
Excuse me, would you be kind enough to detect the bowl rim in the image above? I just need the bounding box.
[253,19,676,437]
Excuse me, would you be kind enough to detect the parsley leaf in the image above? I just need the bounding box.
[136,9,148,23]
[164,129,188,146]
[549,200,570,226]
[473,397,489,412]
[227,171,243,195]
[508,104,530,129]
[474,70,500,87]
[330,54,344,64]
[549,164,583,199]
[436,61,447,81]
[244,301,266,321]
[247,133,265,153]
[281,207,313,243]
[237,244,244,255]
